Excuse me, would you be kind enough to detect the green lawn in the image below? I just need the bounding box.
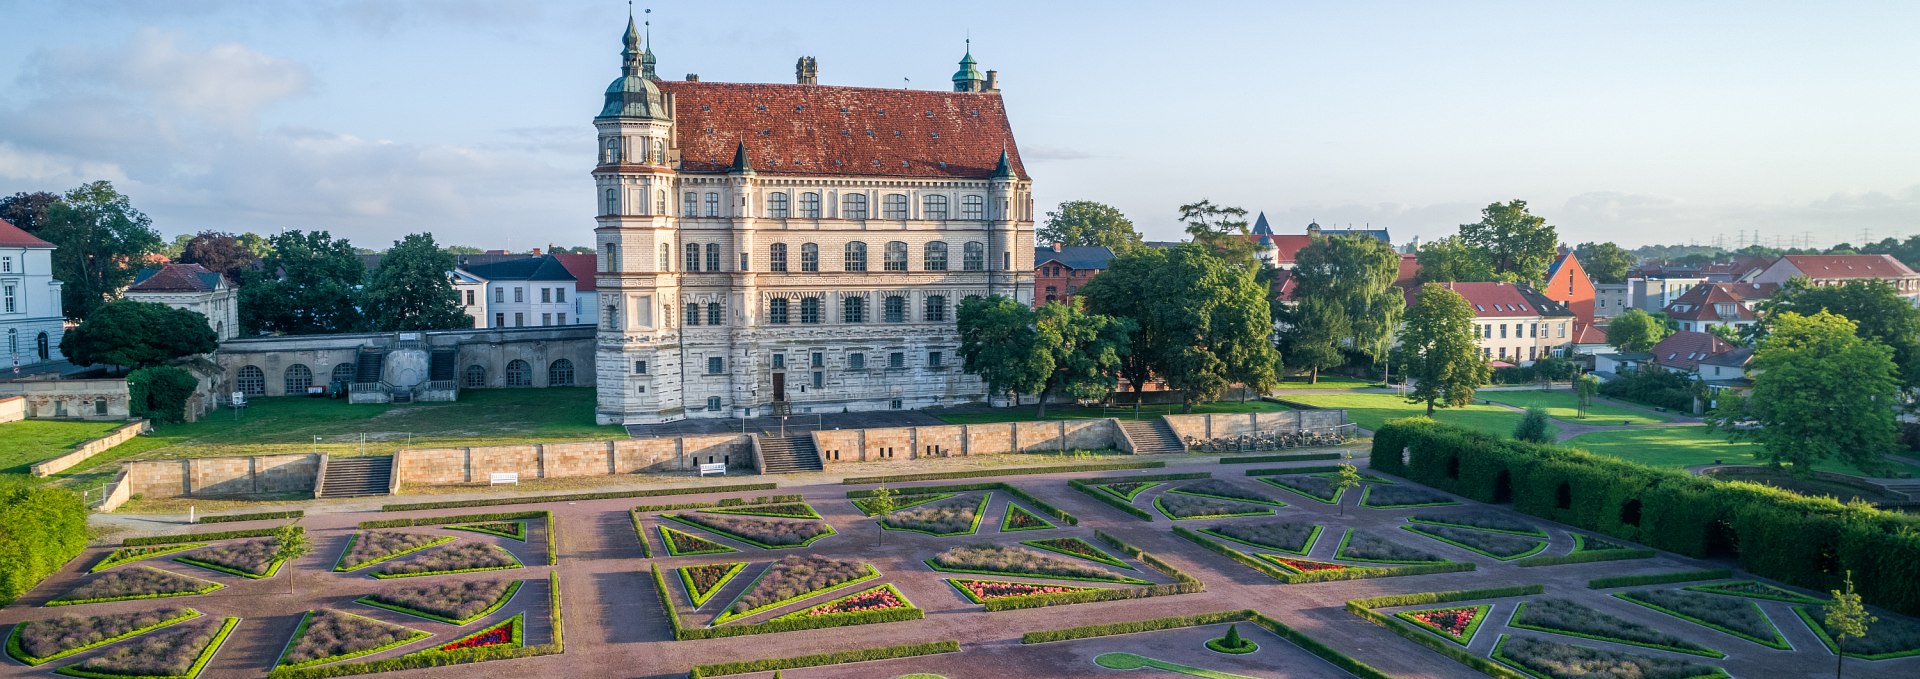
[927,399,1290,425]
[1477,390,1671,425]
[1280,392,1531,439]
[1563,425,1906,477]
[1275,375,1383,390]
[0,420,128,477]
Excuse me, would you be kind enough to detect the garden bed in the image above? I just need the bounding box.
[1491,635,1727,679]
[701,503,822,519]
[1335,530,1448,564]
[1403,524,1547,560]
[660,526,739,557]
[1019,537,1134,570]
[372,542,521,579]
[1395,604,1491,646]
[48,567,224,606]
[6,608,199,666]
[1684,580,1823,605]
[772,584,915,621]
[679,562,749,608]
[445,521,527,541]
[89,544,206,573]
[1095,481,1161,502]
[434,613,522,653]
[926,545,1148,584]
[713,556,878,624]
[880,493,990,536]
[1508,599,1722,657]
[276,609,431,669]
[1407,511,1545,537]
[174,539,288,579]
[1256,475,1342,504]
[853,493,954,516]
[334,531,457,572]
[356,579,522,625]
[663,513,837,549]
[1259,555,1351,574]
[1153,493,1275,520]
[1359,484,1458,509]
[1165,479,1284,506]
[1000,504,1056,532]
[947,578,1102,604]
[1795,605,1920,659]
[1201,521,1322,556]
[1616,589,1788,649]
[53,615,238,679]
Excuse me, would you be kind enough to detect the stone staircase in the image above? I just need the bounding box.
[353,349,386,384]
[319,456,393,498]
[757,435,822,474]
[429,349,457,382]
[1118,418,1185,455]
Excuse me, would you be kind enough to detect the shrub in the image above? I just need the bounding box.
[65,616,234,678]
[1167,479,1281,505]
[719,555,874,623]
[379,484,777,511]
[1218,452,1342,464]
[374,542,519,578]
[664,513,834,548]
[0,480,89,607]
[1344,586,1540,679]
[1684,580,1823,604]
[335,531,454,571]
[679,562,747,608]
[1617,589,1787,649]
[445,522,526,541]
[8,608,197,665]
[1337,530,1445,564]
[1001,504,1056,531]
[951,578,1098,603]
[929,544,1145,583]
[881,494,987,535]
[659,527,735,556]
[1155,493,1274,520]
[1598,366,1698,411]
[1513,407,1553,443]
[774,583,913,620]
[127,365,199,424]
[1097,481,1160,501]
[124,526,290,546]
[1493,635,1723,679]
[1509,598,1721,657]
[1588,569,1733,589]
[1516,548,1656,568]
[198,510,304,524]
[50,566,223,605]
[176,538,284,578]
[360,579,519,624]
[701,503,820,519]
[840,460,1161,484]
[278,610,429,668]
[848,483,1078,526]
[852,492,952,516]
[1360,484,1457,508]
[1204,521,1320,554]
[1409,511,1543,536]
[1403,524,1546,560]
[1242,465,1345,476]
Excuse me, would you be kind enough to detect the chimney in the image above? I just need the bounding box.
[1051,242,1062,252]
[984,70,998,91]
[531,247,542,256]
[685,73,699,81]
[796,56,818,85]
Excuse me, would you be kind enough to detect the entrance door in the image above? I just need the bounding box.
[772,372,786,401]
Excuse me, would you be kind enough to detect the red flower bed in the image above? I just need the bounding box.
[803,586,907,616]
[955,579,1091,601]
[1262,555,1349,572]
[440,619,515,651]
[1409,607,1478,638]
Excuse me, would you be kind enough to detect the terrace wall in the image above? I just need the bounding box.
[811,418,1125,465]
[1162,409,1349,441]
[392,434,749,485]
[0,395,23,423]
[30,419,152,477]
[125,453,321,499]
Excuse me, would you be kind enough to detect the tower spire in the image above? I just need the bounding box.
[952,38,984,92]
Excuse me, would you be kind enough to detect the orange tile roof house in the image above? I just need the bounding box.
[1661,282,1777,333]
[1541,250,1597,323]
[1748,254,1920,300]
[1408,282,1577,366]
[0,218,64,369]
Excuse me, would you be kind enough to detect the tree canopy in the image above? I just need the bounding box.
[1178,199,1255,268]
[0,191,59,234]
[1282,234,1405,381]
[37,181,164,320]
[1414,236,1501,284]
[240,230,366,335]
[1711,311,1898,474]
[1573,241,1634,284]
[179,231,262,282]
[956,296,1135,418]
[1079,247,1166,396]
[1758,277,1920,393]
[1081,244,1279,410]
[1457,200,1559,283]
[1038,201,1142,253]
[362,233,470,331]
[1607,308,1672,352]
[61,300,218,369]
[1399,284,1490,415]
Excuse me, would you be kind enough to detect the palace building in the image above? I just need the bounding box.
[590,19,1035,424]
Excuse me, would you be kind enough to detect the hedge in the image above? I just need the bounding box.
[1173,527,1474,584]
[1242,465,1345,476]
[686,640,960,678]
[379,483,777,511]
[1346,586,1544,679]
[1020,608,1391,679]
[845,482,1079,526]
[0,480,89,607]
[359,511,556,565]
[123,526,296,546]
[267,572,563,678]
[1371,417,1920,616]
[631,494,805,514]
[840,460,1163,484]
[198,510,305,524]
[1588,569,1733,589]
[1067,472,1212,521]
[1218,453,1342,464]
[1514,549,1656,568]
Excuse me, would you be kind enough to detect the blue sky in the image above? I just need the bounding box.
[0,0,1915,250]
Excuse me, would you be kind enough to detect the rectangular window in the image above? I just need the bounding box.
[0,257,10,272]
[705,192,720,217]
[812,351,824,367]
[929,351,942,367]
[514,287,525,303]
[634,360,648,374]
[683,192,698,215]
[494,313,504,327]
[1559,323,1567,338]
[1529,323,1537,338]
[2,284,13,313]
[706,244,720,272]
[849,353,865,370]
[962,195,983,220]
[493,287,504,303]
[1499,324,1507,339]
[541,313,552,325]
[557,312,566,325]
[772,353,785,369]
[465,290,474,305]
[556,288,566,303]
[812,371,823,389]
[514,312,525,327]
[770,244,787,272]
[889,351,904,368]
[708,357,723,374]
[541,288,551,303]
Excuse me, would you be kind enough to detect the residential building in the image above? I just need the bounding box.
[1540,250,1597,323]
[552,253,601,327]
[0,218,63,370]
[1662,282,1777,333]
[1592,281,1631,318]
[1593,330,1752,393]
[1242,213,1390,270]
[590,23,1030,423]
[1568,321,1611,356]
[1409,282,1576,366]
[1629,274,1707,313]
[1748,254,1920,302]
[464,256,579,329]
[1033,245,1112,307]
[124,263,239,340]
[451,268,487,327]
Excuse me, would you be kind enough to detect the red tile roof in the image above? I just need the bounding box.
[1780,254,1918,280]
[657,82,1026,179]
[1409,282,1575,319]
[1244,234,1312,265]
[1663,282,1777,322]
[1651,331,1736,372]
[1395,254,1420,290]
[1571,322,1609,344]
[127,263,223,293]
[0,218,53,248]
[552,253,598,292]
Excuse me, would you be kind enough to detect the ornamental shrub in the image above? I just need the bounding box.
[0,479,90,607]
[127,365,198,424]
[1512,408,1552,443]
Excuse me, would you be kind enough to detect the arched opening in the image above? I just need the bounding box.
[463,365,487,388]
[548,359,574,386]
[1445,456,1460,480]
[283,364,313,394]
[236,365,266,396]
[1554,482,1572,511]
[1493,470,1513,504]
[36,331,50,360]
[1704,519,1740,558]
[1620,499,1642,527]
[329,363,355,387]
[505,360,531,387]
[1816,541,1841,576]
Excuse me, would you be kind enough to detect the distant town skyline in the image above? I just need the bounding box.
[0,0,1914,249]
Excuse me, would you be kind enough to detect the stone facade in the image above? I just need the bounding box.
[0,378,131,420]
[31,419,150,476]
[126,453,320,499]
[1,219,63,370]
[393,434,747,486]
[213,326,595,398]
[1161,410,1350,442]
[0,395,21,423]
[811,419,1122,465]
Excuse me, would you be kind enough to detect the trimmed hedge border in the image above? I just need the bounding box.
[59,615,240,679]
[1173,527,1473,584]
[650,563,917,640]
[1588,569,1734,590]
[1613,591,1789,650]
[1020,537,1135,570]
[1507,601,1724,659]
[1346,585,1543,679]
[445,522,527,542]
[841,460,1164,485]
[1068,472,1213,521]
[266,573,562,678]
[628,510,652,558]
[47,572,225,606]
[1333,529,1448,565]
[1218,453,1342,464]
[1792,605,1920,660]
[847,483,1079,526]
[1198,525,1322,557]
[274,611,435,670]
[1152,495,1276,521]
[659,514,838,550]
[879,493,991,536]
[678,562,748,608]
[333,534,458,572]
[1019,608,1391,679]
[1359,484,1460,509]
[924,560,1149,586]
[89,543,208,573]
[1407,516,1548,538]
[1000,503,1057,532]
[358,511,556,566]
[1684,580,1825,605]
[1401,525,1548,561]
[369,561,523,580]
[124,526,295,547]
[686,640,961,678]
[971,531,1203,611]
[1516,548,1656,568]
[711,565,882,625]
[175,554,291,580]
[6,609,202,666]
[659,526,738,557]
[355,579,524,625]
[379,484,778,511]
[197,510,304,524]
[1243,465,1344,476]
[1394,603,1492,646]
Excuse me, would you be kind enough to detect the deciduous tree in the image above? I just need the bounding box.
[956,294,1044,406]
[1414,235,1501,283]
[1029,300,1134,418]
[1400,284,1490,416]
[362,233,470,331]
[1458,200,1559,282]
[1039,200,1142,253]
[37,181,164,320]
[1514,408,1553,443]
[60,300,218,370]
[1759,277,1920,393]
[1333,464,1363,516]
[1178,199,1255,268]
[1080,247,1166,399]
[1712,311,1898,474]
[1825,571,1874,679]
[178,231,262,282]
[1284,234,1405,382]
[240,230,366,335]
[0,191,59,234]
[1573,241,1634,284]
[1150,245,1279,411]
[1607,308,1672,352]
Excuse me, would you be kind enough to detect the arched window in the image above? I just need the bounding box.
[799,192,821,218]
[685,303,701,326]
[801,243,820,272]
[548,359,575,386]
[769,243,788,272]
[800,297,822,324]
[962,194,984,220]
[705,243,721,272]
[883,194,908,219]
[844,242,867,272]
[884,295,906,323]
[924,241,948,271]
[704,192,720,217]
[963,242,985,271]
[463,365,487,388]
[843,296,865,323]
[603,243,617,272]
[330,363,355,386]
[768,298,790,324]
[604,137,620,163]
[685,243,701,272]
[707,302,722,325]
[283,364,313,394]
[236,365,265,396]
[36,331,50,360]
[604,188,618,215]
[883,241,908,271]
[506,359,531,387]
[682,191,698,216]
[843,194,869,219]
[656,190,666,214]
[660,243,671,272]
[923,195,949,220]
[605,305,619,329]
[768,192,790,218]
[924,295,948,322]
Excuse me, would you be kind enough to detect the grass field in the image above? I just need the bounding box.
[1274,375,1383,390]
[1563,425,1907,476]
[927,399,1290,425]
[1280,392,1533,439]
[1477,390,1671,425]
[0,420,130,477]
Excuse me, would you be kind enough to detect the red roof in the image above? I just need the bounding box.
[1663,282,1777,322]
[1409,282,1575,319]
[656,82,1026,180]
[1779,254,1918,280]
[1651,331,1736,372]
[1571,322,1609,344]
[0,218,53,248]
[553,253,598,292]
[1245,234,1312,265]
[1395,254,1421,291]
[126,263,223,293]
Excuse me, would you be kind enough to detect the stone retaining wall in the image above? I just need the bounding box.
[1162,409,1349,441]
[393,434,749,485]
[30,419,152,477]
[0,395,23,423]
[126,454,321,499]
[811,419,1123,465]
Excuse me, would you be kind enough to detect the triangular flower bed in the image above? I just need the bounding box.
[713,556,878,625]
[948,578,1101,604]
[430,613,522,653]
[1154,493,1275,520]
[48,566,224,606]
[772,584,915,621]
[371,542,522,579]
[660,526,739,557]
[1492,635,1726,679]
[1256,475,1342,504]
[356,579,523,625]
[927,545,1149,585]
[854,493,954,516]
[1201,521,1322,556]
[334,531,458,571]
[1396,604,1491,646]
[1795,604,1920,660]
[174,538,288,579]
[662,513,837,549]
[1684,580,1824,605]
[701,503,822,519]
[1019,537,1133,570]
[1095,481,1159,502]
[446,521,528,541]
[1358,484,1458,509]
[276,609,430,669]
[1616,589,1788,650]
[879,493,990,536]
[58,615,239,679]
[1508,598,1723,658]
[1000,503,1056,532]
[1165,479,1285,506]
[1403,524,1547,561]
[678,562,748,608]
[1572,534,1632,553]
[89,543,207,573]
[1256,554,1351,574]
[6,608,200,666]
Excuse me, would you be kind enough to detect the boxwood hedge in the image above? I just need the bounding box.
[0,481,89,607]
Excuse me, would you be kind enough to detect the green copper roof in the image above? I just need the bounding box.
[601,18,666,119]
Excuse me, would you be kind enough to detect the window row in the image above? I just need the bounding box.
[764,192,985,220]
[643,240,990,274]
[1477,322,1569,339]
[765,295,949,324]
[491,285,568,304]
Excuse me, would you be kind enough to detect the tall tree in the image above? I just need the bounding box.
[362,233,470,331]
[1284,234,1405,382]
[1400,284,1490,416]
[1711,311,1898,474]
[240,230,366,335]
[1178,199,1255,268]
[37,181,164,320]
[234,232,275,260]
[1573,241,1635,284]
[1758,278,1920,393]
[1414,235,1500,283]
[1149,245,1280,411]
[1280,296,1348,382]
[178,231,262,282]
[0,191,60,234]
[1458,200,1559,282]
[1607,308,1672,352]
[1028,300,1134,418]
[1080,247,1167,398]
[956,295,1044,405]
[1039,200,1143,253]
[60,300,218,370]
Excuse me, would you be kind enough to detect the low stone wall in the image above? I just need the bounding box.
[0,378,131,420]
[0,395,23,423]
[393,434,749,486]
[1162,409,1349,441]
[31,419,152,477]
[126,454,321,499]
[812,419,1124,465]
